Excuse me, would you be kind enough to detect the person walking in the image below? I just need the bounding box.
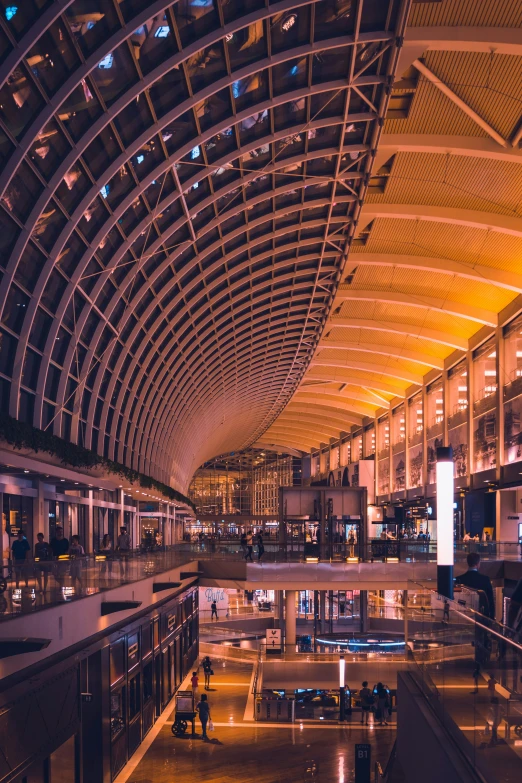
[191,671,199,701]
[240,532,247,557]
[100,534,113,582]
[68,535,85,592]
[11,530,30,589]
[34,532,52,594]
[359,681,373,725]
[196,693,211,740]
[117,526,131,578]
[245,530,253,562]
[257,531,265,561]
[202,656,213,690]
[211,599,218,621]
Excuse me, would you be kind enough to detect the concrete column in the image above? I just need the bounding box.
[285,589,297,647]
[466,348,473,487]
[495,325,504,485]
[360,590,369,633]
[35,480,47,540]
[87,490,94,554]
[403,590,409,652]
[275,589,284,629]
[442,368,450,447]
[319,590,327,634]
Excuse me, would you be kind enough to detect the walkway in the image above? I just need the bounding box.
[115,658,396,783]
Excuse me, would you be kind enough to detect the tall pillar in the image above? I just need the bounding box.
[320,590,327,635]
[495,325,504,487]
[403,590,409,653]
[35,480,47,540]
[285,590,297,647]
[275,590,284,630]
[360,590,369,633]
[87,489,94,554]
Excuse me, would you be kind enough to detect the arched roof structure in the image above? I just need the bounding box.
[261,0,522,453]
[0,0,408,492]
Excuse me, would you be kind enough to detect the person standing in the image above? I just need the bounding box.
[245,530,253,562]
[240,532,247,557]
[117,526,131,578]
[376,683,389,726]
[485,697,504,745]
[191,671,199,701]
[11,530,30,589]
[100,534,113,582]
[456,553,495,619]
[68,535,85,592]
[34,532,52,594]
[196,693,211,740]
[257,531,265,561]
[202,656,213,690]
[359,681,373,725]
[211,600,218,621]
[50,525,69,588]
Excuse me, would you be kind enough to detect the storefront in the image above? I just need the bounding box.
[0,586,198,783]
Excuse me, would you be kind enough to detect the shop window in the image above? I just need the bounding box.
[110,639,125,686]
[143,661,153,704]
[110,689,126,738]
[129,674,141,720]
[128,632,140,670]
[142,622,152,659]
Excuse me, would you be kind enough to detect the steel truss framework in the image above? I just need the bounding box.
[0,0,408,490]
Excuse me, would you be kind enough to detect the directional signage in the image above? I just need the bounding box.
[355,743,371,783]
[265,628,281,654]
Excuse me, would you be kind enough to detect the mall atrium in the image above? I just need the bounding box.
[0,1,522,782]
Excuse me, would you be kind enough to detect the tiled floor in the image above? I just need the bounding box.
[118,659,396,783]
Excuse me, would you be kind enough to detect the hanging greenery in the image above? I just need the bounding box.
[0,413,195,511]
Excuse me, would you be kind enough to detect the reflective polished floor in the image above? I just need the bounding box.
[116,659,397,783]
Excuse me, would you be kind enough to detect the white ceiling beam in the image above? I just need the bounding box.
[377,134,522,167]
[293,393,379,418]
[262,422,341,440]
[357,204,522,240]
[412,59,507,148]
[276,413,365,432]
[405,26,522,57]
[310,358,423,385]
[252,442,305,457]
[327,317,467,351]
[286,403,368,423]
[348,252,522,294]
[334,288,497,326]
[301,375,406,397]
[318,339,444,369]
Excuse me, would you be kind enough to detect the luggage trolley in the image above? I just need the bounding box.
[171,690,197,737]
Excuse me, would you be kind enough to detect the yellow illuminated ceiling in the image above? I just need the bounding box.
[259,2,522,453]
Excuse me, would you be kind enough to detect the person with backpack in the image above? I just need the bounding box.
[202,656,213,689]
